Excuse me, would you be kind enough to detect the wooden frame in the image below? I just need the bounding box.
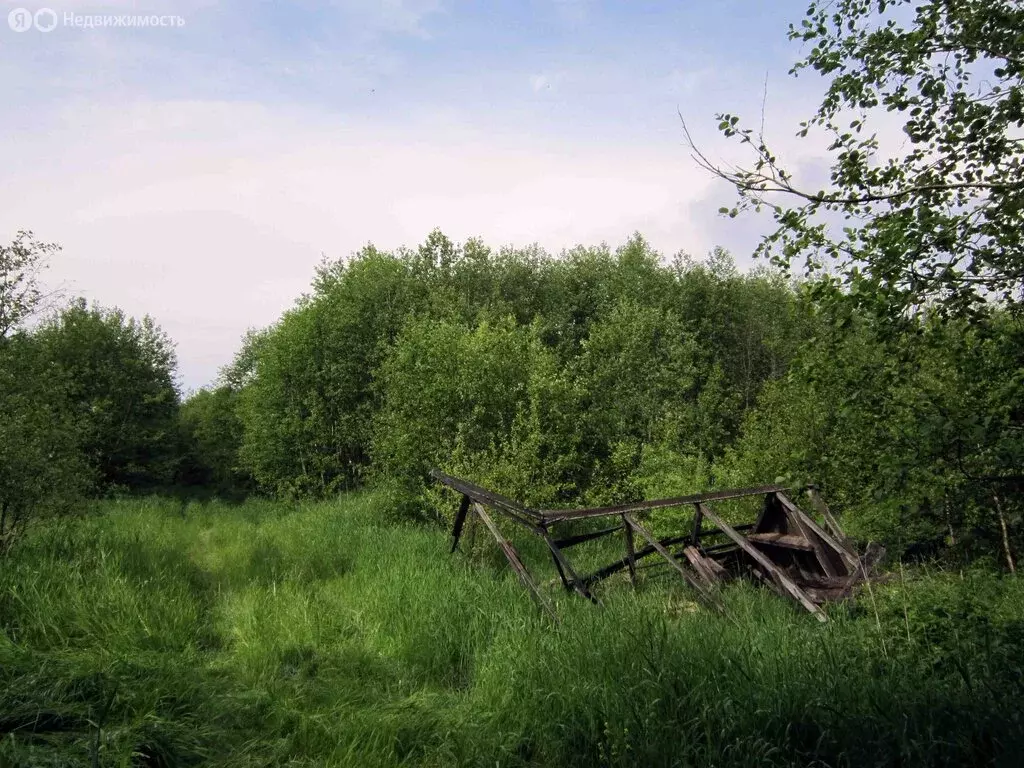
[433,469,870,623]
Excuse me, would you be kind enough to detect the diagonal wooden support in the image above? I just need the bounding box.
[776,492,860,574]
[472,503,558,622]
[695,503,828,622]
[623,513,725,614]
[543,535,600,604]
[806,486,848,543]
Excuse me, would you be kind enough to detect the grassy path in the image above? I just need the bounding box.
[2,495,1023,766]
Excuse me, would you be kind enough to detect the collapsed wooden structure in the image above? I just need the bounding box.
[431,469,874,623]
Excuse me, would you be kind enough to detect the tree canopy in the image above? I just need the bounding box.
[689,0,1024,318]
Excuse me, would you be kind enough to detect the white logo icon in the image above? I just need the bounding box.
[34,8,58,32]
[8,8,33,31]
[7,7,57,31]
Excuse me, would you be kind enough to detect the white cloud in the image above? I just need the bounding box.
[0,98,720,388]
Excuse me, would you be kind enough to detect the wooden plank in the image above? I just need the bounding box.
[472,503,558,622]
[431,469,543,520]
[682,545,721,587]
[450,494,471,553]
[691,503,704,546]
[776,492,859,574]
[623,514,724,613]
[704,556,730,580]
[695,504,828,622]
[538,484,789,522]
[746,532,816,551]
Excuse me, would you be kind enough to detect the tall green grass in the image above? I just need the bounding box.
[2,495,1023,766]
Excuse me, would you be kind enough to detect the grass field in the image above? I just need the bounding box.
[2,494,1023,767]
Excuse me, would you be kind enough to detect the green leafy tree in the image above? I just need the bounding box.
[689,0,1024,317]
[178,386,250,495]
[237,246,423,496]
[0,234,88,552]
[0,335,90,552]
[34,299,180,492]
[0,230,60,338]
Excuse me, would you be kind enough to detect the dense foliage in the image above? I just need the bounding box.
[0,234,181,549]
[175,229,1018,566]
[224,236,809,512]
[696,0,1024,318]
[33,299,180,492]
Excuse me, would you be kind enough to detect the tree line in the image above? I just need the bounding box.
[3,228,1019,568]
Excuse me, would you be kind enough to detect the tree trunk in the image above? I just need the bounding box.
[992,487,1016,574]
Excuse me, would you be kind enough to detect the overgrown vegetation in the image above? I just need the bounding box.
[2,496,1023,767]
[1,1,1023,764]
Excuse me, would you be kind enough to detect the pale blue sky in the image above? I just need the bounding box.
[1,0,827,388]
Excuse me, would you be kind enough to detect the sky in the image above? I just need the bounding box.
[0,0,832,390]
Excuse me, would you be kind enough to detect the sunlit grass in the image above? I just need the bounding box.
[2,494,1022,766]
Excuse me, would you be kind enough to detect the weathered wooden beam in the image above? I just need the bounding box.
[682,545,721,587]
[450,494,471,553]
[623,514,724,613]
[544,536,599,603]
[538,484,789,522]
[776,492,859,574]
[691,503,704,546]
[431,469,544,520]
[695,503,828,622]
[472,502,558,622]
[746,532,817,551]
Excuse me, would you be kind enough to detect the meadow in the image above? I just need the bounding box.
[3,494,1023,767]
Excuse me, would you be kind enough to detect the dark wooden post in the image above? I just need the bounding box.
[691,502,704,546]
[450,494,471,553]
[623,514,637,586]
